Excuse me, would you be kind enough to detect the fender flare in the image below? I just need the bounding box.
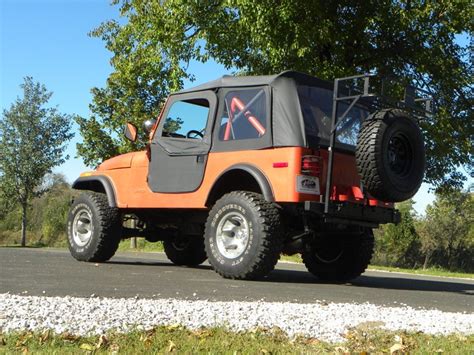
[72,175,117,207]
[209,164,274,203]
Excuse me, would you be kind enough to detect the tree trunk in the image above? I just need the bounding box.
[21,201,27,247]
[130,219,137,249]
[423,252,431,270]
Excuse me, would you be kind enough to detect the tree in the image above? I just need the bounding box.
[0,78,74,246]
[78,0,473,189]
[419,189,473,270]
[374,200,420,267]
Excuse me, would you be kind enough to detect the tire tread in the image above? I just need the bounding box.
[204,191,283,280]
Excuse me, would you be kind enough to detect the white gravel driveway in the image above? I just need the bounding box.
[1,293,473,343]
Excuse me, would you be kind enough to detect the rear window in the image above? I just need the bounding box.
[297,86,369,150]
[218,89,267,141]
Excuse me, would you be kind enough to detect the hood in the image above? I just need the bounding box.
[97,152,136,171]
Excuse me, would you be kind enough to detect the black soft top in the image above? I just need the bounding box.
[177,70,332,94]
[175,71,335,149]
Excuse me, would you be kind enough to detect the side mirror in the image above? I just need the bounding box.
[124,122,138,142]
[143,119,157,134]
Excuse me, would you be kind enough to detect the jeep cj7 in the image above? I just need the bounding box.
[67,71,430,281]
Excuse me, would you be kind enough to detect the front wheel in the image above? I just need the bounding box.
[204,191,283,280]
[67,192,122,262]
[302,228,374,282]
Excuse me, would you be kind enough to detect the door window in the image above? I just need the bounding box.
[162,98,210,140]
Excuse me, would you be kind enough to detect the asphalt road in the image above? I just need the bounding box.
[1,248,473,313]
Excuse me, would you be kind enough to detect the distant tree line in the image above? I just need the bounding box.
[373,189,474,272]
[0,173,74,248]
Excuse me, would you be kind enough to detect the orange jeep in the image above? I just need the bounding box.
[67,71,428,281]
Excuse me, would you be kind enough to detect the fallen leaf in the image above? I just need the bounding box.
[61,333,79,342]
[390,343,404,354]
[335,346,350,354]
[79,343,95,351]
[168,340,177,352]
[304,338,320,345]
[260,348,270,354]
[199,329,214,339]
[96,334,108,349]
[40,330,51,344]
[15,338,27,348]
[109,343,120,354]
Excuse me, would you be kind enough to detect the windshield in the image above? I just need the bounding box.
[297,85,369,150]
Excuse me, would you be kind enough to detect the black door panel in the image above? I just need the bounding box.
[148,91,217,193]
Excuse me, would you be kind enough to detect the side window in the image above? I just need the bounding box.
[219,89,267,141]
[161,98,209,139]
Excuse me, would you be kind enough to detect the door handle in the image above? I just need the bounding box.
[196,155,205,163]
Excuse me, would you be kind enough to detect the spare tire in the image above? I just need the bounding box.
[356,109,425,202]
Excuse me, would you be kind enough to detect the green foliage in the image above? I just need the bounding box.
[374,189,474,272]
[0,204,22,232]
[78,0,473,190]
[0,79,74,246]
[419,190,474,270]
[36,174,74,245]
[374,200,420,268]
[0,174,73,248]
[163,117,183,134]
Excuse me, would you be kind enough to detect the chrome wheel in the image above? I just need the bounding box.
[72,208,93,247]
[216,211,250,259]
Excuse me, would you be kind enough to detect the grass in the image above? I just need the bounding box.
[118,238,165,252]
[0,230,67,249]
[366,264,474,279]
[1,326,473,354]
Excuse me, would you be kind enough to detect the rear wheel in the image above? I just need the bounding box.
[163,235,207,266]
[67,192,122,262]
[302,228,374,282]
[204,191,283,280]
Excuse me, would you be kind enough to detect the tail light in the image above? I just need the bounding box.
[301,155,320,176]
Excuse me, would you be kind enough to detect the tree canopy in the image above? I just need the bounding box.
[78,0,473,189]
[0,77,74,246]
[420,189,473,270]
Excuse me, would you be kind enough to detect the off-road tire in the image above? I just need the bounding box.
[204,191,283,280]
[356,109,425,202]
[67,191,122,262]
[302,228,374,282]
[163,236,207,266]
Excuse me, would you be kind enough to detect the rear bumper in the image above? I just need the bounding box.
[304,201,400,227]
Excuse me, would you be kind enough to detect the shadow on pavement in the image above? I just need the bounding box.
[105,257,473,296]
[261,269,474,296]
[106,259,213,271]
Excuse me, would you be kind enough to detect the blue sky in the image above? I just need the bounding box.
[0,0,467,214]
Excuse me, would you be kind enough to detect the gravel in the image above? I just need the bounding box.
[0,293,473,343]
